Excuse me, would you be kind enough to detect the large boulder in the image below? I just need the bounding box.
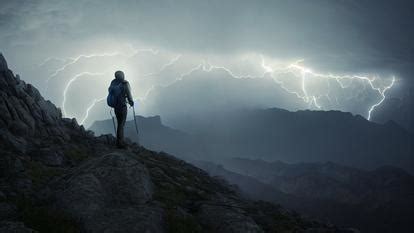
[55,152,165,233]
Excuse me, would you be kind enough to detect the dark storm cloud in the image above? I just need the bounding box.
[0,0,413,128]
[2,0,413,64]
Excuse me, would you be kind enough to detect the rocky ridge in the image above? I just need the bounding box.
[197,158,414,233]
[0,53,355,233]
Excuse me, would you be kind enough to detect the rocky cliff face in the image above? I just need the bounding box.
[0,53,89,155]
[0,53,355,232]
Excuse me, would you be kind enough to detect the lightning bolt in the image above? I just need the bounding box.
[177,60,264,80]
[261,57,396,120]
[50,46,160,119]
[62,72,104,116]
[38,57,70,67]
[367,76,395,120]
[125,44,159,57]
[170,56,396,121]
[46,52,120,83]
[138,61,214,103]
[43,47,396,124]
[79,97,106,125]
[141,54,182,78]
[45,47,159,85]
[137,62,203,103]
[79,52,181,123]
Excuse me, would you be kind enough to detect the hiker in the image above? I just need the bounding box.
[107,70,134,148]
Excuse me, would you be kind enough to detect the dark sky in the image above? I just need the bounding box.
[1,0,413,126]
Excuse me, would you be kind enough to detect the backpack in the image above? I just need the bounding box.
[107,81,124,108]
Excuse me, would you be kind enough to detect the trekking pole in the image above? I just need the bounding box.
[132,105,139,142]
[109,108,117,136]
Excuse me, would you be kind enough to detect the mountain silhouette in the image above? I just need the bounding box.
[196,158,414,233]
[91,108,413,173]
[371,92,414,133]
[177,108,413,173]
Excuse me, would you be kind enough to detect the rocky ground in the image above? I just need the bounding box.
[0,53,356,233]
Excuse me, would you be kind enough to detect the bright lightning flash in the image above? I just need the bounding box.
[44,47,397,126]
[47,46,179,125]
[62,72,104,116]
[261,58,396,120]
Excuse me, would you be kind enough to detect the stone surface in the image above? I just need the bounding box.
[0,221,37,233]
[55,152,163,233]
[198,203,264,233]
[0,202,18,220]
[30,148,64,167]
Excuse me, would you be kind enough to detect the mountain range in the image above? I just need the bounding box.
[91,108,413,173]
[89,97,413,232]
[195,158,414,233]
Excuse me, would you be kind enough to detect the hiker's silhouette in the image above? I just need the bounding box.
[107,71,134,148]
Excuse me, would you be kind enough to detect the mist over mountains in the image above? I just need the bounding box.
[196,158,414,233]
[139,68,308,121]
[90,107,413,173]
[371,91,414,133]
[90,104,414,232]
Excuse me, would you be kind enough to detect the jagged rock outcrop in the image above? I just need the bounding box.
[0,54,354,232]
[0,53,8,71]
[0,53,76,154]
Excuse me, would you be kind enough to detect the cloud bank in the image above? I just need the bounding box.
[1,0,412,127]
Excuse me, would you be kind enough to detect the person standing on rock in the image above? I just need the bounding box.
[107,70,134,148]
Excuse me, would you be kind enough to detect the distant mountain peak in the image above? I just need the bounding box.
[0,53,8,71]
